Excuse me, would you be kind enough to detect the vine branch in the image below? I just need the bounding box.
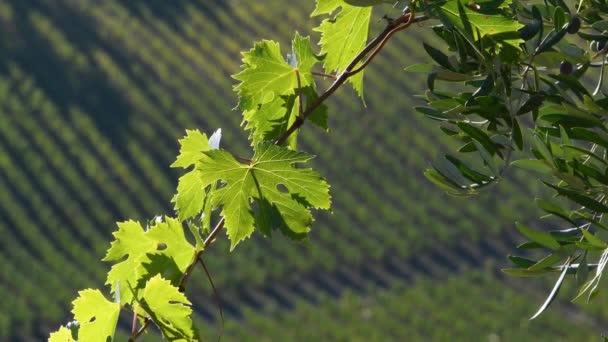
[131,9,429,341]
[276,11,427,145]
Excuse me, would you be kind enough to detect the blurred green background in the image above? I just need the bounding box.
[0,1,604,340]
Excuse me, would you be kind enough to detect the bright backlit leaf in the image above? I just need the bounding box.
[237,33,323,148]
[244,86,328,149]
[197,143,331,250]
[313,0,372,98]
[172,129,222,221]
[137,276,199,341]
[71,289,120,342]
[234,33,318,112]
[171,130,210,169]
[48,327,75,342]
[103,218,195,304]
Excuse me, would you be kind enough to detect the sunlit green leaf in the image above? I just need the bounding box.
[136,276,199,341]
[104,218,195,304]
[313,0,372,97]
[197,143,331,249]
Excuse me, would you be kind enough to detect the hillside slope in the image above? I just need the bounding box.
[0,1,588,340]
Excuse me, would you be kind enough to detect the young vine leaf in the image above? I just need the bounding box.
[48,327,74,342]
[171,129,214,221]
[103,218,195,304]
[71,290,121,341]
[244,86,328,149]
[171,129,210,169]
[198,143,331,250]
[49,289,120,341]
[235,33,326,149]
[312,0,373,98]
[135,275,199,341]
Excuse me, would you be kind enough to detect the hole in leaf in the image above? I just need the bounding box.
[157,243,167,251]
[88,316,96,323]
[276,184,289,193]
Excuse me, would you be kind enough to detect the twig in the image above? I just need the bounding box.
[311,71,337,79]
[235,156,253,164]
[179,219,226,292]
[199,257,224,341]
[131,310,137,336]
[276,11,426,145]
[346,13,416,77]
[129,318,150,341]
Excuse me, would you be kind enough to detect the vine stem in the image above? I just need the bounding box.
[276,10,424,145]
[311,71,337,79]
[129,318,150,341]
[179,219,226,292]
[131,9,429,341]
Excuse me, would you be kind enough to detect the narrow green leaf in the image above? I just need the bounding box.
[544,183,608,213]
[515,222,561,250]
[457,122,496,154]
[511,159,553,174]
[530,258,571,320]
[423,43,454,71]
[436,0,524,50]
[424,168,462,191]
[576,241,607,251]
[581,229,608,248]
[472,140,498,175]
[561,145,608,165]
[508,255,537,268]
[512,118,524,150]
[536,198,574,222]
[434,157,468,187]
[445,155,494,184]
[570,128,608,149]
[532,132,553,162]
[528,252,564,271]
[502,268,556,277]
[537,27,568,54]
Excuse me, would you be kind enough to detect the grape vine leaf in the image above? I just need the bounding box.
[197,143,331,250]
[136,275,199,341]
[171,130,210,221]
[234,32,318,112]
[171,129,222,221]
[103,218,195,304]
[48,327,75,342]
[235,33,325,148]
[71,289,120,342]
[171,129,210,169]
[436,0,524,51]
[313,0,372,98]
[244,86,328,150]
